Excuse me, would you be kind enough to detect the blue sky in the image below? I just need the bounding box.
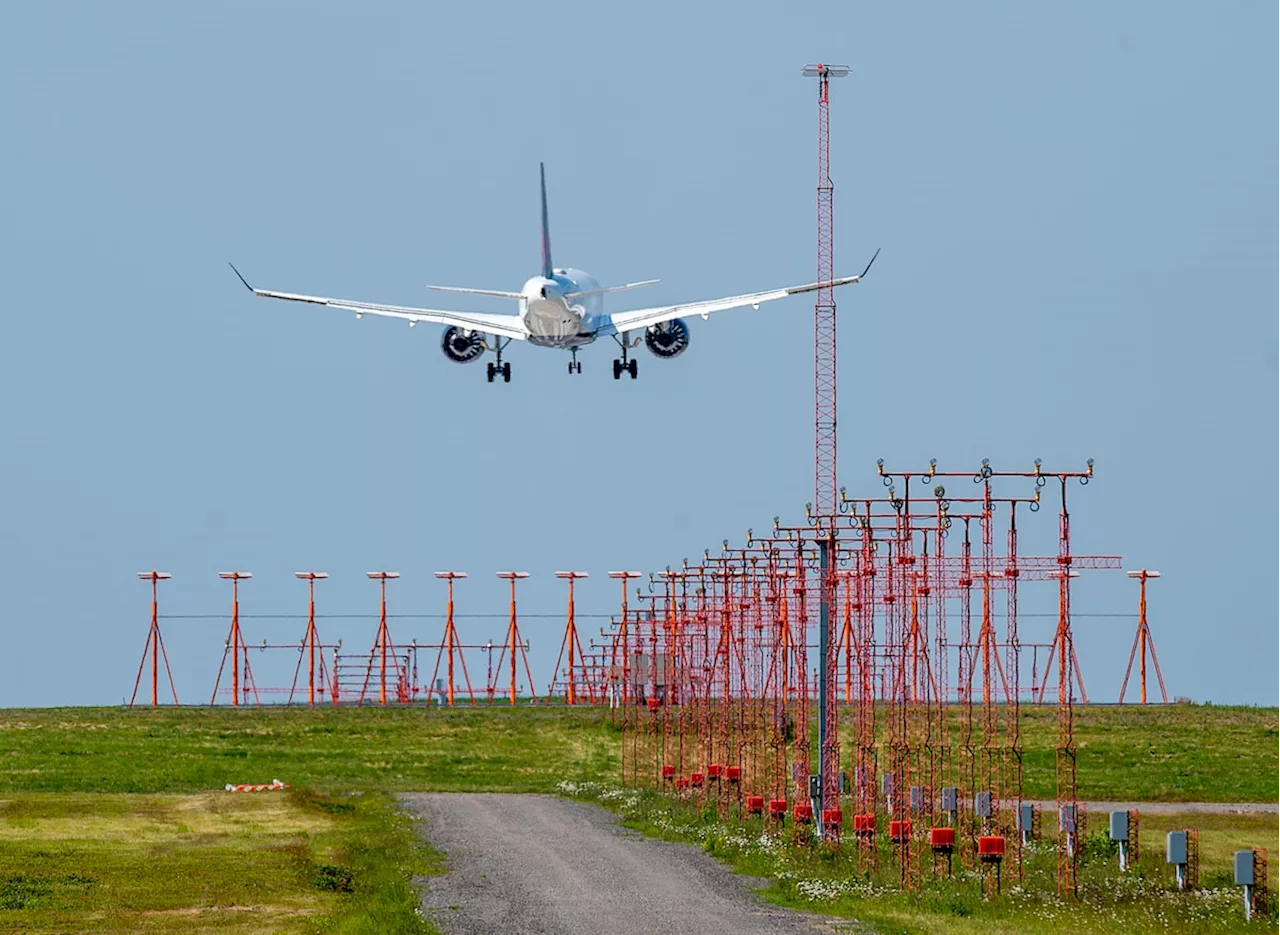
[1,2,1275,706]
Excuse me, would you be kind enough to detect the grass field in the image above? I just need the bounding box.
[979,702,1276,802]
[0,706,619,935]
[0,706,616,795]
[0,789,433,934]
[560,783,1279,935]
[0,702,1274,933]
[0,703,1272,800]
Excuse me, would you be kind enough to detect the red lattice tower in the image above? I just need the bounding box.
[803,63,848,515]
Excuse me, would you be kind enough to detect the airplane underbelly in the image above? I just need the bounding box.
[525,298,591,348]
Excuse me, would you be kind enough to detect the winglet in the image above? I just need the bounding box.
[539,163,553,280]
[228,262,254,293]
[859,248,881,280]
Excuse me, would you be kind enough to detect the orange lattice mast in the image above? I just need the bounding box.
[552,571,595,704]
[608,571,643,710]
[212,572,258,707]
[494,572,537,706]
[290,572,330,707]
[362,572,400,705]
[430,572,476,706]
[1119,570,1168,704]
[130,571,178,707]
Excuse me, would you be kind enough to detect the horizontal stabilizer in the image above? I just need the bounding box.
[425,284,525,299]
[565,279,660,300]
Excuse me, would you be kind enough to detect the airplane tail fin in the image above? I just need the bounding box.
[540,163,553,280]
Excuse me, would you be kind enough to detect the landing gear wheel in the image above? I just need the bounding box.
[612,359,622,380]
[502,362,511,383]
[627,359,638,380]
[567,362,574,375]
[575,361,582,374]
[486,362,496,383]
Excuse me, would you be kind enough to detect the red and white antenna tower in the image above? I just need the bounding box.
[803,63,849,515]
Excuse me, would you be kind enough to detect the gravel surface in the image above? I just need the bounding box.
[1030,800,1278,815]
[402,793,836,935]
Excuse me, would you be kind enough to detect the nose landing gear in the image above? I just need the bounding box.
[567,348,582,375]
[612,332,639,380]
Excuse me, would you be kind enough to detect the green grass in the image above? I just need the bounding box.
[0,703,1272,933]
[827,703,1276,802]
[0,703,1272,800]
[0,789,434,934]
[0,705,620,935]
[561,782,1279,935]
[1014,703,1277,801]
[0,706,617,794]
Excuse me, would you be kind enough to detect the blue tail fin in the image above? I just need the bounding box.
[540,163,553,279]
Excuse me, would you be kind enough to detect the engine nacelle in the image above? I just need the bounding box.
[644,318,690,359]
[440,326,486,363]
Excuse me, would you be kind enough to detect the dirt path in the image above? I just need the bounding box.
[402,793,835,935]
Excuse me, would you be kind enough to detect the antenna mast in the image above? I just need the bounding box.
[802,63,849,515]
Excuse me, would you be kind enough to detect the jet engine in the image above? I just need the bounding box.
[643,318,690,359]
[440,326,486,363]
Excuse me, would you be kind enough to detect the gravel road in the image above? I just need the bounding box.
[1031,800,1278,815]
[402,793,835,935]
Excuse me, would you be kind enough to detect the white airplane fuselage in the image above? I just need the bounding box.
[519,269,609,348]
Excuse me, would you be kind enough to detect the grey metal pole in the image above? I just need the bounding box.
[817,538,830,835]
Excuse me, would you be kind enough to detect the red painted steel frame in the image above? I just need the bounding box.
[212,572,258,707]
[430,572,477,707]
[364,571,401,706]
[494,572,537,706]
[130,571,178,707]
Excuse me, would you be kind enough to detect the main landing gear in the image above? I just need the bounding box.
[486,338,512,383]
[612,332,639,380]
[567,347,582,375]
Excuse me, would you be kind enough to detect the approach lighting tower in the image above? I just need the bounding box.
[214,571,256,706]
[802,62,848,515]
[1119,570,1168,704]
[294,572,329,706]
[366,571,401,705]
[131,571,177,707]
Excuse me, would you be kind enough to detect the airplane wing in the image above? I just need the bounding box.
[608,251,879,335]
[229,265,529,341]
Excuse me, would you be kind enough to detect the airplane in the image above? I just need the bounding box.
[229,164,878,383]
